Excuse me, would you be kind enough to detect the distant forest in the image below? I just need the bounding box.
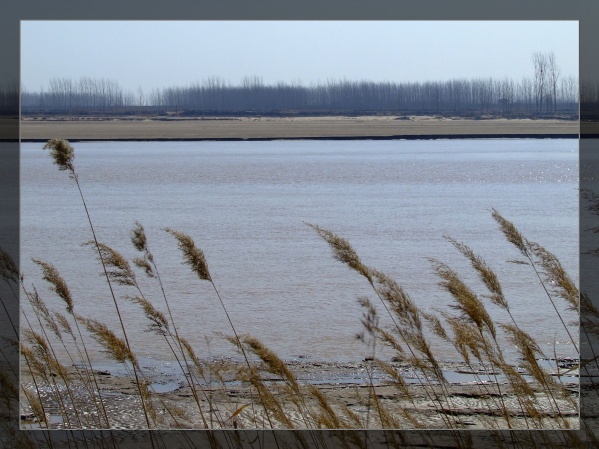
[12,52,596,118]
[20,75,579,117]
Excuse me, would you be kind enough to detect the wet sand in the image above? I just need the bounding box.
[20,359,580,431]
[20,115,579,141]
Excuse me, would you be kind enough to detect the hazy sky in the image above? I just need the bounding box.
[21,21,578,92]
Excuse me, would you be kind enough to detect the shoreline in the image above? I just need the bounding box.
[20,358,582,430]
[21,133,578,143]
[20,115,579,141]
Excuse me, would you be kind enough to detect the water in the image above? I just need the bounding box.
[20,139,579,365]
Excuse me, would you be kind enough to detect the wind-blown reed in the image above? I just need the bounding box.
[12,139,589,449]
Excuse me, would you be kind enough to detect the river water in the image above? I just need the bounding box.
[20,139,579,364]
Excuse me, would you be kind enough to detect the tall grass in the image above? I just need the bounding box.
[8,139,591,449]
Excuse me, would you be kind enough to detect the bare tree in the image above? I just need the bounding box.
[532,52,549,113]
[560,75,578,111]
[137,86,145,107]
[547,52,561,113]
[519,76,534,113]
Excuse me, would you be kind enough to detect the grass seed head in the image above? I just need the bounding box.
[431,258,496,338]
[491,209,529,256]
[529,241,579,311]
[306,223,372,283]
[445,236,509,311]
[133,256,155,277]
[164,228,212,281]
[78,317,137,365]
[43,139,75,172]
[131,221,148,252]
[84,241,137,286]
[129,295,169,333]
[33,259,74,312]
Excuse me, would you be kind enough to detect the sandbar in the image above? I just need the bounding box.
[20,115,579,141]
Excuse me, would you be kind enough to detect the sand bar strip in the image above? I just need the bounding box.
[20,116,579,141]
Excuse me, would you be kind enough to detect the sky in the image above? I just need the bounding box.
[20,20,578,92]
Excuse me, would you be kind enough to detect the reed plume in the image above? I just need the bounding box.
[445,237,509,311]
[528,241,579,312]
[84,241,137,287]
[32,259,74,313]
[164,228,211,281]
[305,223,372,283]
[430,258,496,339]
[77,317,137,366]
[41,139,158,439]
[491,208,528,256]
[492,209,579,354]
[42,138,75,172]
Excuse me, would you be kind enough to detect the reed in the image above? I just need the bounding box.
[11,139,587,449]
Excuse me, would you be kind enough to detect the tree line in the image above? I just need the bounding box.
[20,52,581,117]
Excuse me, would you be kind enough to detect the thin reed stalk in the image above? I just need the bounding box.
[492,209,578,354]
[307,223,478,448]
[42,139,158,445]
[164,228,280,433]
[445,236,575,425]
[130,223,226,429]
[30,259,115,432]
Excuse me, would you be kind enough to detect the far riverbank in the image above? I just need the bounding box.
[20,115,579,141]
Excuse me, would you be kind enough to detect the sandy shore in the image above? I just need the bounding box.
[20,115,579,141]
[20,359,580,431]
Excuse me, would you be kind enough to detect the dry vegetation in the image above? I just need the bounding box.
[1,139,597,448]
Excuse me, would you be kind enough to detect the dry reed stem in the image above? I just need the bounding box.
[21,387,46,428]
[309,224,477,442]
[30,262,116,430]
[130,223,220,428]
[445,233,579,430]
[492,210,579,356]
